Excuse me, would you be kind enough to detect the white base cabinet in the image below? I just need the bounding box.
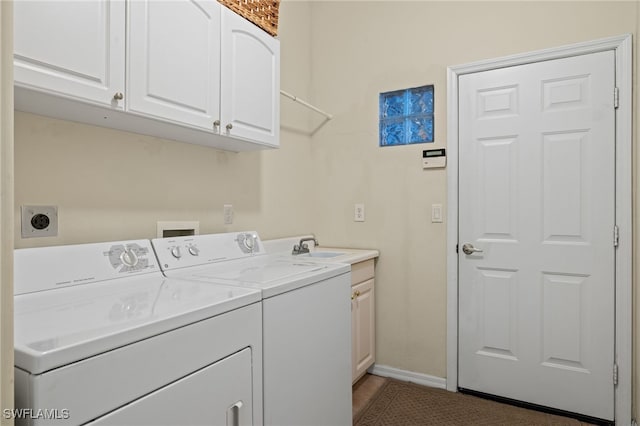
[351,259,376,383]
[14,0,280,152]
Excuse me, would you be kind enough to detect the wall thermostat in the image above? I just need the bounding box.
[422,148,446,169]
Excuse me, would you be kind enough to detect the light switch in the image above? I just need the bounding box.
[431,204,443,223]
[223,204,233,225]
[354,204,365,222]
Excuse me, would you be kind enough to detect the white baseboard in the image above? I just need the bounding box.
[369,364,447,389]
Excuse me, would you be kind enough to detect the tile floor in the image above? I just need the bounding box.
[351,374,598,425]
[352,374,386,417]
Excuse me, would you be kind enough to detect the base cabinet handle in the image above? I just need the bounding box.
[226,401,243,426]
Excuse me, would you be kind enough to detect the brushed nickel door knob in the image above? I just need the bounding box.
[462,243,483,255]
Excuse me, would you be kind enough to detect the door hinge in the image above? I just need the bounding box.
[613,363,618,386]
[614,87,619,109]
[613,225,619,247]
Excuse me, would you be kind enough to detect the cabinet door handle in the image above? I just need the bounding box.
[226,123,233,131]
[352,290,361,300]
[113,92,124,101]
[226,401,243,426]
[213,120,221,128]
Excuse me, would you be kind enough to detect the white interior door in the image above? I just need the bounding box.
[458,50,616,421]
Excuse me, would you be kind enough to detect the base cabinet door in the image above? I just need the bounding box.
[352,278,375,382]
[127,0,221,130]
[220,6,280,147]
[14,0,125,108]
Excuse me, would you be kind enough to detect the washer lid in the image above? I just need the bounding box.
[14,275,260,374]
[167,254,350,298]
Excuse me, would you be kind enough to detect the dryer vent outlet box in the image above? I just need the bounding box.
[157,221,200,238]
[21,205,58,238]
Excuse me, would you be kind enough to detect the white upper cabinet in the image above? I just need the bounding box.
[13,0,280,152]
[14,0,126,109]
[220,7,280,147]
[128,0,221,131]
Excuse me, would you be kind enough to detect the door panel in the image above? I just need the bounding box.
[128,0,221,130]
[458,51,615,420]
[353,279,375,378]
[220,7,280,146]
[543,132,590,242]
[14,0,125,107]
[476,268,518,361]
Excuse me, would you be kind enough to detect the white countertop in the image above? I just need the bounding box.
[306,247,379,265]
[263,236,378,265]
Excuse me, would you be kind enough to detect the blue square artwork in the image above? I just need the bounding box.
[379,85,434,146]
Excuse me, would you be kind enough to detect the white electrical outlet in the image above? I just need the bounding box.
[223,204,233,225]
[354,203,365,222]
[21,205,58,238]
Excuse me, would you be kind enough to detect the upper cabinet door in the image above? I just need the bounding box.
[128,0,221,130]
[220,7,280,147]
[14,0,126,109]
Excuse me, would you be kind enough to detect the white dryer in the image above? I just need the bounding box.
[14,240,263,426]
[151,232,352,426]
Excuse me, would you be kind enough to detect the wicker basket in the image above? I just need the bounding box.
[219,0,280,37]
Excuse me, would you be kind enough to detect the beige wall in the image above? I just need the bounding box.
[306,0,639,414]
[11,0,640,420]
[1,0,14,421]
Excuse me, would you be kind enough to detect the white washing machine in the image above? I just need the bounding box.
[14,240,263,426]
[151,232,352,426]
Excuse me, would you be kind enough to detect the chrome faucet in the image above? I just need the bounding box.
[292,236,318,255]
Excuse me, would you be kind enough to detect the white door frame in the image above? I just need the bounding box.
[446,34,632,424]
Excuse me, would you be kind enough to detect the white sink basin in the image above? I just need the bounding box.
[303,252,344,258]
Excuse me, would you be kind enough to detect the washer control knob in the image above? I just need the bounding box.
[120,249,139,267]
[244,236,255,251]
[188,246,200,256]
[236,233,260,254]
[171,246,182,259]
